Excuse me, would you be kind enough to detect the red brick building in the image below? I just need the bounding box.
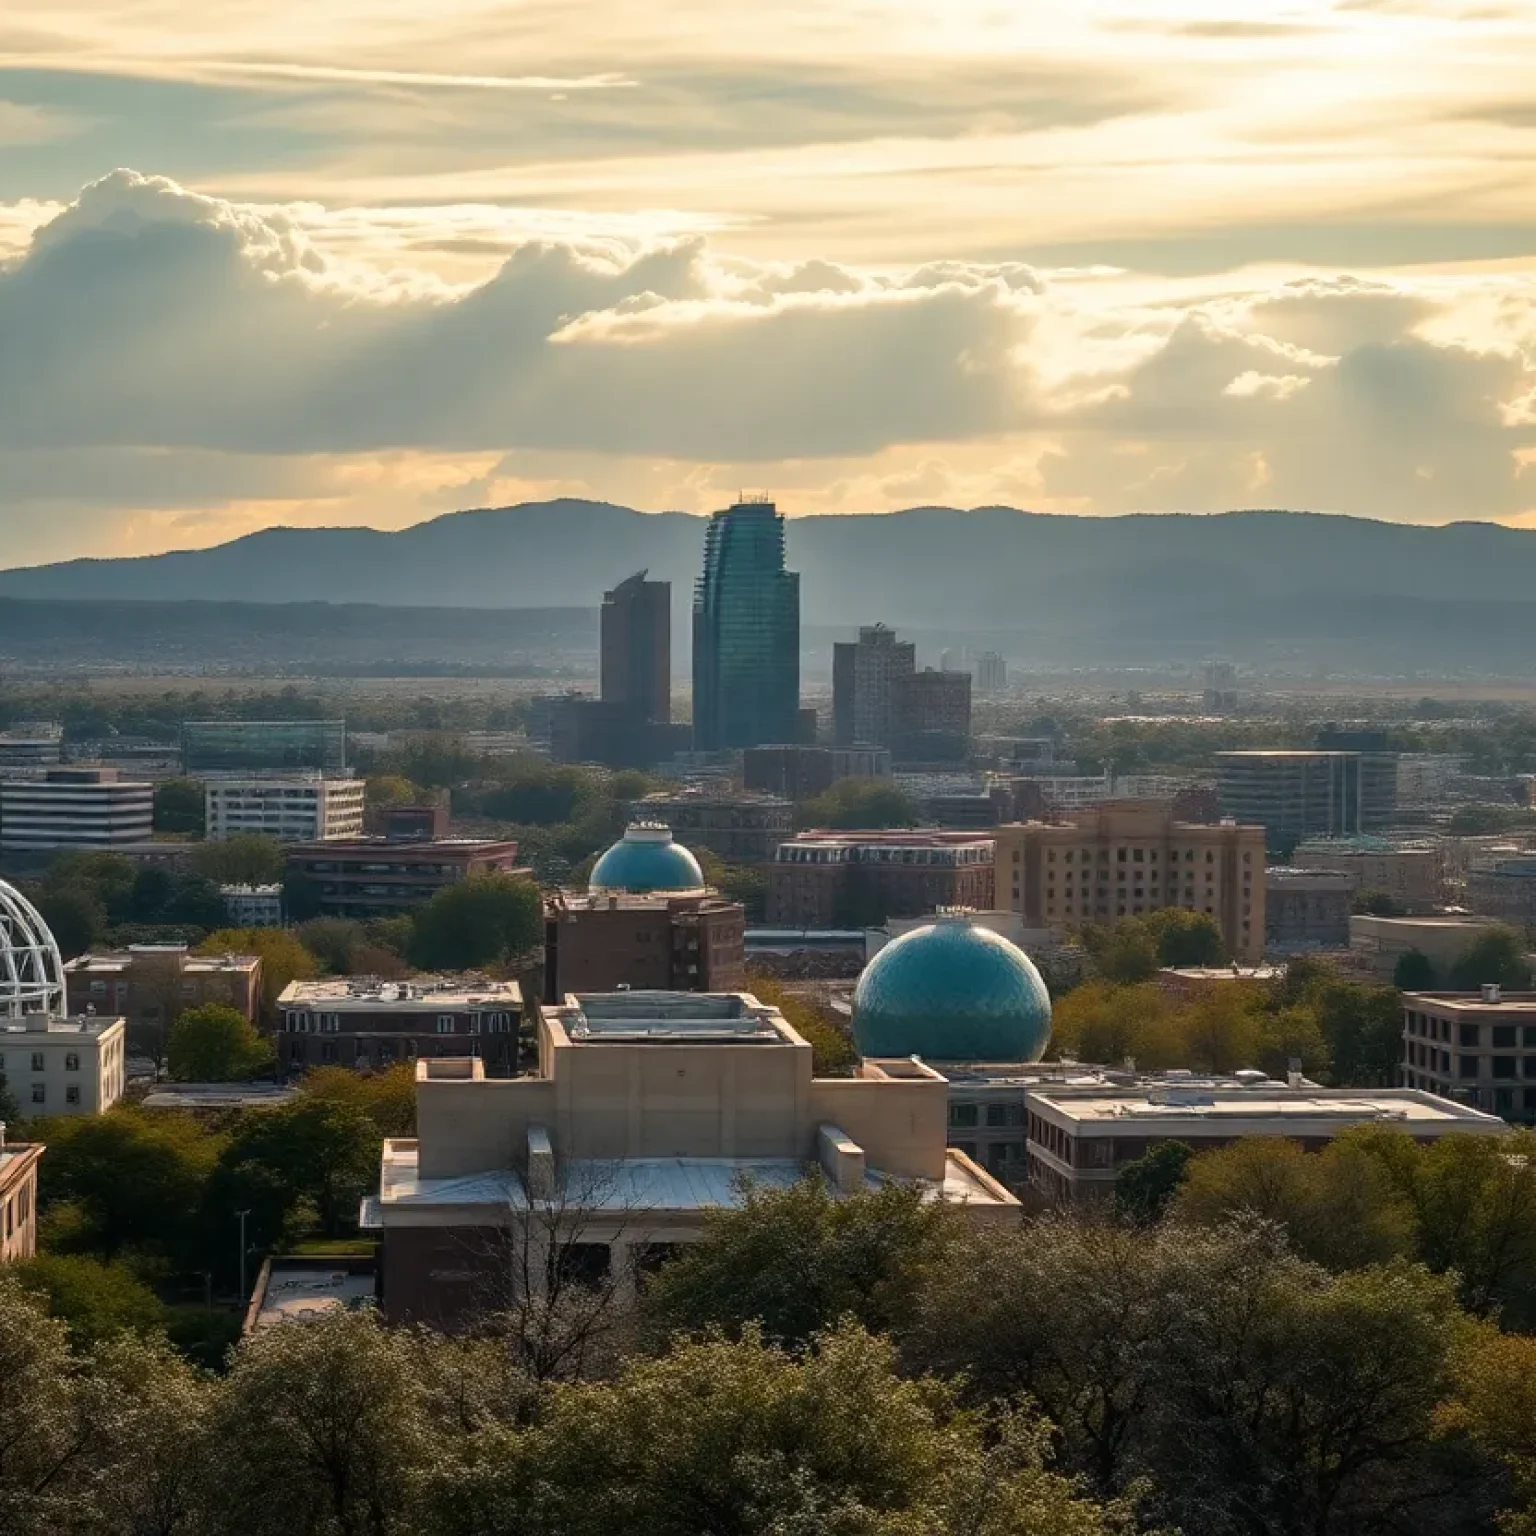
[284,838,526,917]
[64,944,263,1030]
[766,831,995,928]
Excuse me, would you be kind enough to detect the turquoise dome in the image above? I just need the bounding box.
[590,824,705,895]
[852,917,1052,1063]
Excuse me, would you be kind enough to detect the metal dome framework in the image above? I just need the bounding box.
[0,878,64,1019]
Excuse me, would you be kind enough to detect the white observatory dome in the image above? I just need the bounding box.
[0,879,64,1019]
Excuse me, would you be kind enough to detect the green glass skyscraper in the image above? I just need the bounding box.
[692,499,800,751]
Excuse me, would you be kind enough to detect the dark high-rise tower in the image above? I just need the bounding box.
[601,571,670,725]
[692,499,800,751]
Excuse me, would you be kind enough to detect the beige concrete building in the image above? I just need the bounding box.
[0,1014,126,1116]
[997,802,1266,963]
[1025,1079,1505,1201]
[1402,988,1536,1122]
[366,989,1018,1328]
[205,776,366,844]
[1290,837,1443,912]
[0,1133,42,1263]
[1349,914,1501,981]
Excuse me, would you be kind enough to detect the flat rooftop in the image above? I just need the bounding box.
[1404,991,1536,1015]
[141,1083,298,1110]
[280,976,521,1010]
[551,990,789,1045]
[1031,1085,1504,1130]
[0,1014,123,1037]
[1161,965,1285,982]
[248,1260,376,1331]
[550,891,736,914]
[65,948,259,974]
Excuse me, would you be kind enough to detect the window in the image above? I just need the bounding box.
[1494,1057,1519,1079]
[64,1052,79,1072]
[1494,1025,1517,1049]
[437,1015,456,1034]
[30,1052,43,1072]
[985,1103,1012,1127]
[1460,1024,1481,1048]
[1459,1055,1480,1080]
[1133,848,1144,863]
[30,1084,44,1104]
[90,980,107,995]
[949,1103,979,1129]
[65,1086,80,1106]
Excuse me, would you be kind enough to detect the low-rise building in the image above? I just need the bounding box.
[1467,856,1536,925]
[1025,1079,1505,1201]
[284,838,527,917]
[544,890,746,1000]
[1402,988,1536,1121]
[742,745,891,801]
[243,1255,378,1332]
[0,1133,42,1264]
[276,977,523,1075]
[64,945,263,1032]
[1157,965,1285,1001]
[1290,837,1443,912]
[220,883,284,927]
[997,802,1266,963]
[365,989,1017,1328]
[205,777,366,844]
[0,1015,126,1116]
[0,767,154,856]
[767,831,995,927]
[1265,867,1354,952]
[1349,914,1502,981]
[627,791,793,864]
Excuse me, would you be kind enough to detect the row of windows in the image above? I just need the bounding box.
[3,1180,31,1241]
[0,1050,85,1073]
[1042,847,1241,866]
[1408,1013,1536,1049]
[948,1101,1027,1129]
[24,1083,82,1105]
[282,1011,516,1035]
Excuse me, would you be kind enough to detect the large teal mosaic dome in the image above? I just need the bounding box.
[589,824,705,895]
[852,916,1052,1063]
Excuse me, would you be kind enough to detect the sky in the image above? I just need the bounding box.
[2,0,1536,564]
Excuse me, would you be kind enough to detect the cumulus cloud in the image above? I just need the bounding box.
[1,169,1535,558]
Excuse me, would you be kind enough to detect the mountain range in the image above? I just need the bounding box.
[2,502,1533,670]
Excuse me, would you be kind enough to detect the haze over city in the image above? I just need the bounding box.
[3,0,1536,562]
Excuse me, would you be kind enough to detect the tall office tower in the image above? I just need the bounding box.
[832,624,916,747]
[975,651,1007,695]
[601,571,671,725]
[692,499,801,751]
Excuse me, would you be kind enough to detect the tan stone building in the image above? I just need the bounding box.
[0,1133,42,1263]
[1290,837,1443,912]
[1402,988,1536,1121]
[366,989,1017,1328]
[0,1014,126,1116]
[996,802,1266,963]
[1349,914,1501,982]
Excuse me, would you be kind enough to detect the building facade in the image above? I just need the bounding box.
[1290,837,1443,912]
[183,719,348,776]
[276,977,523,1075]
[220,884,284,927]
[1402,989,1536,1122]
[0,1015,126,1116]
[64,945,262,1033]
[1264,867,1354,952]
[691,500,801,751]
[1215,751,1374,849]
[1468,856,1536,924]
[1349,914,1502,981]
[832,624,914,748]
[544,890,746,1000]
[205,777,366,844]
[742,744,891,801]
[974,652,1006,695]
[601,571,671,728]
[894,669,972,761]
[0,767,154,855]
[284,838,526,917]
[766,831,995,928]
[627,791,793,864]
[366,990,1016,1327]
[996,803,1267,964]
[1026,1079,1504,1201]
[0,1136,42,1264]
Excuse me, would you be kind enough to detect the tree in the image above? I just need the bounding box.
[168,1003,274,1082]
[198,926,320,1017]
[152,777,205,836]
[1449,926,1531,991]
[1144,907,1226,967]
[644,1177,954,1350]
[299,1063,417,1136]
[192,834,285,887]
[281,865,324,924]
[1115,1140,1192,1224]
[1394,947,1440,991]
[1447,1329,1536,1536]
[745,972,856,1076]
[1080,920,1159,985]
[1354,888,1408,917]
[409,873,542,971]
[1309,978,1403,1085]
[796,777,919,830]
[34,883,106,959]
[296,917,369,974]
[12,1254,168,1345]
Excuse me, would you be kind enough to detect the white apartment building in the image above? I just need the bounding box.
[0,1015,127,1117]
[205,777,366,844]
[0,768,154,854]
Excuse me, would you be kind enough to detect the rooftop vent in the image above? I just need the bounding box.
[1483,983,1503,1004]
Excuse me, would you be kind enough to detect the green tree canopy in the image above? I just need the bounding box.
[192,834,285,886]
[796,777,919,830]
[12,1253,168,1345]
[408,872,542,971]
[1449,925,1531,991]
[168,1003,274,1082]
[1115,1140,1193,1225]
[1394,947,1440,991]
[1080,919,1159,985]
[152,777,205,836]
[198,926,319,1016]
[1143,907,1226,967]
[33,883,106,959]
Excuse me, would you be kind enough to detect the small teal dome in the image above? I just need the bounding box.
[590,824,705,895]
[853,917,1052,1063]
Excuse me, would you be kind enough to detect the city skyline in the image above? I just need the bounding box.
[2,1,1536,561]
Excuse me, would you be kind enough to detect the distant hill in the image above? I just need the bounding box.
[3,501,1535,669]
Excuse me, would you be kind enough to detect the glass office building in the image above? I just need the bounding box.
[692,500,800,751]
[182,720,348,776]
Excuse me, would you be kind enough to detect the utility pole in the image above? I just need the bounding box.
[236,1209,250,1302]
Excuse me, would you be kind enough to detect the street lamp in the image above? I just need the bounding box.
[236,1209,251,1301]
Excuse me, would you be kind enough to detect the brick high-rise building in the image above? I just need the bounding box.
[895,669,972,761]
[833,624,915,748]
[996,802,1267,963]
[601,571,671,727]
